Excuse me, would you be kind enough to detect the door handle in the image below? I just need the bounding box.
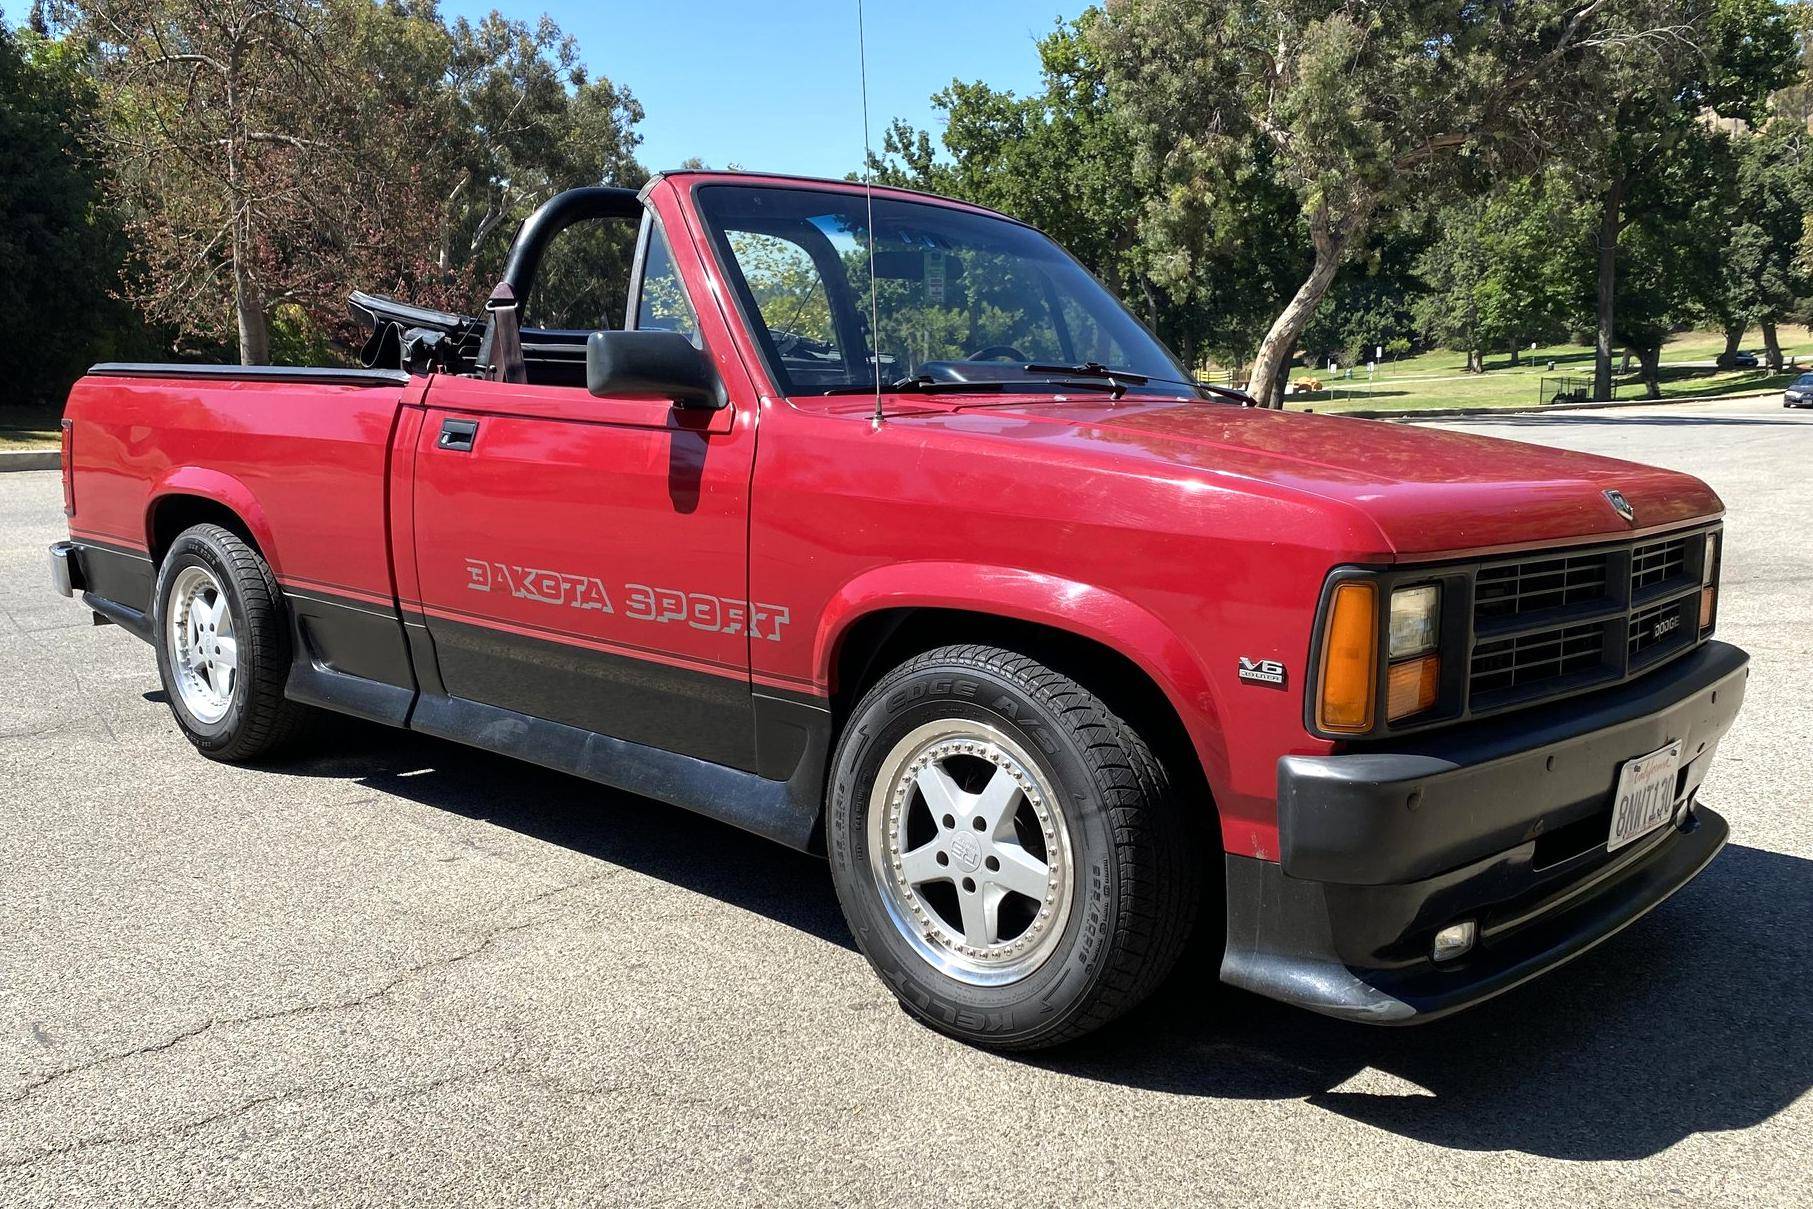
[438,418,478,452]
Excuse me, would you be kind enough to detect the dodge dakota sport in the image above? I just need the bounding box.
[50,171,1748,1049]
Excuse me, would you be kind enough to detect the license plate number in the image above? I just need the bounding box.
[1608,740,1683,852]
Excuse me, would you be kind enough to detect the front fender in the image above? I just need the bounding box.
[145,466,283,574]
[814,561,1229,792]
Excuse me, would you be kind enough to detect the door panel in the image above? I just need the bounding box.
[411,374,760,770]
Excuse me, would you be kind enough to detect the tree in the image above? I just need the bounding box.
[431,11,645,289]
[1613,125,1738,394]
[1414,172,1592,372]
[1302,221,1426,372]
[66,0,645,364]
[1091,0,1699,405]
[0,19,145,406]
[1567,0,1796,398]
[868,17,1150,317]
[76,0,364,362]
[867,13,1303,377]
[1707,114,1813,368]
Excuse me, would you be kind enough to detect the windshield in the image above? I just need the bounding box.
[1796,374,1813,386]
[693,184,1192,396]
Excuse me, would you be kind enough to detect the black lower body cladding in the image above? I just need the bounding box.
[1225,640,1747,1022]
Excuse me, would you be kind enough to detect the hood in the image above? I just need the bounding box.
[945,395,1723,557]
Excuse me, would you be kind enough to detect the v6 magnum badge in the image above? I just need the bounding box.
[1237,657,1287,688]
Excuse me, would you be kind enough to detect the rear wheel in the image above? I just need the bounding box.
[827,644,1201,1049]
[153,523,312,761]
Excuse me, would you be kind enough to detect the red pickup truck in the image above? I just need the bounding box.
[50,170,1747,1049]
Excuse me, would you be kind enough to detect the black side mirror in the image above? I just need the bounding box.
[586,330,721,409]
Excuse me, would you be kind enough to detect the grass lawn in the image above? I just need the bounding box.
[0,402,64,450]
[1278,330,1809,413]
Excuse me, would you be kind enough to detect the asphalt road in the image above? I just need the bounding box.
[3,398,1810,1206]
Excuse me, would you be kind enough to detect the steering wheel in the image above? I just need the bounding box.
[966,344,1030,363]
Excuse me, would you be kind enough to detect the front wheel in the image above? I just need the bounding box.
[827,644,1201,1049]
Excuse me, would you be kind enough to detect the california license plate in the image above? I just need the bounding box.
[1608,740,1683,852]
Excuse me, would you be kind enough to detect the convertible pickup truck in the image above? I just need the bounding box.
[50,170,1747,1049]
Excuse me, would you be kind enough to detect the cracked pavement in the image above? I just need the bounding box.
[3,398,1811,1205]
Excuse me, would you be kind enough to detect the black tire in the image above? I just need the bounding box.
[152,523,312,761]
[827,644,1202,1050]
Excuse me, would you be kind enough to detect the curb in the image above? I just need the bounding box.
[1299,387,1784,422]
[0,450,60,473]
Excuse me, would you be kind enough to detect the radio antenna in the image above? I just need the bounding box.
[857,0,884,425]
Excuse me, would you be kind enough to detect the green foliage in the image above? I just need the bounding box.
[1303,224,1428,370]
[865,13,1304,369]
[1616,128,1740,354]
[1709,114,1813,338]
[1413,173,1593,368]
[0,22,147,406]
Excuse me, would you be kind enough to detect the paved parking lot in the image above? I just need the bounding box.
[2,398,1810,1206]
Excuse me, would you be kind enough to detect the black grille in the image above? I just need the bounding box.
[1461,527,1711,715]
[1628,599,1690,661]
[1474,552,1610,621]
[1470,621,1606,696]
[1631,536,1688,591]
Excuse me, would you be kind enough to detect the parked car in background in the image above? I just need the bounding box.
[1785,373,1813,407]
[1729,351,1760,369]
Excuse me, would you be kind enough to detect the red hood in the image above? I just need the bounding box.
[947,396,1723,557]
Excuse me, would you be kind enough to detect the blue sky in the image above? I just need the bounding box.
[438,0,1087,179]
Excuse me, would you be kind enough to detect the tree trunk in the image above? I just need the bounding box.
[1466,349,1483,374]
[1593,179,1623,402]
[1249,214,1345,408]
[1140,277,1160,334]
[1508,344,1520,367]
[223,54,266,366]
[1270,335,1299,407]
[1720,324,1744,367]
[1762,320,1783,371]
[1635,344,1661,398]
[236,285,270,365]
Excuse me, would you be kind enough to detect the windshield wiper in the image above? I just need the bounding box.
[1022,362,1147,399]
[1196,382,1260,407]
[817,376,1127,397]
[1022,361,1150,385]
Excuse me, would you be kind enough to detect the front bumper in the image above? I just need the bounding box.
[1222,640,1747,1023]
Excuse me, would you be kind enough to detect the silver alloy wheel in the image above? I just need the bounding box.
[867,720,1075,986]
[166,565,238,725]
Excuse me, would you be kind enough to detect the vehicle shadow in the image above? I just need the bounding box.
[269,719,1810,1160]
[1040,842,1813,1160]
[274,716,855,950]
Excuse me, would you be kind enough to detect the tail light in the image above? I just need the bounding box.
[60,419,74,516]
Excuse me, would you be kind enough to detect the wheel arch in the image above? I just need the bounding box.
[145,470,280,571]
[815,565,1229,819]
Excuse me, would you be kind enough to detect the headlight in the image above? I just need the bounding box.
[1388,585,1440,658]
[1317,579,1444,733]
[1386,585,1441,721]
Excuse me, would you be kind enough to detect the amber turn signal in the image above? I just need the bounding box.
[1318,582,1378,732]
[1387,654,1440,721]
[1700,584,1716,632]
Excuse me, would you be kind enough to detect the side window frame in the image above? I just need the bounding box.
[626,208,704,347]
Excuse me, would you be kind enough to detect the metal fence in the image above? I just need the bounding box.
[1538,376,1593,406]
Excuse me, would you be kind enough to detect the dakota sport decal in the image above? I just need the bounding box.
[463,558,791,641]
